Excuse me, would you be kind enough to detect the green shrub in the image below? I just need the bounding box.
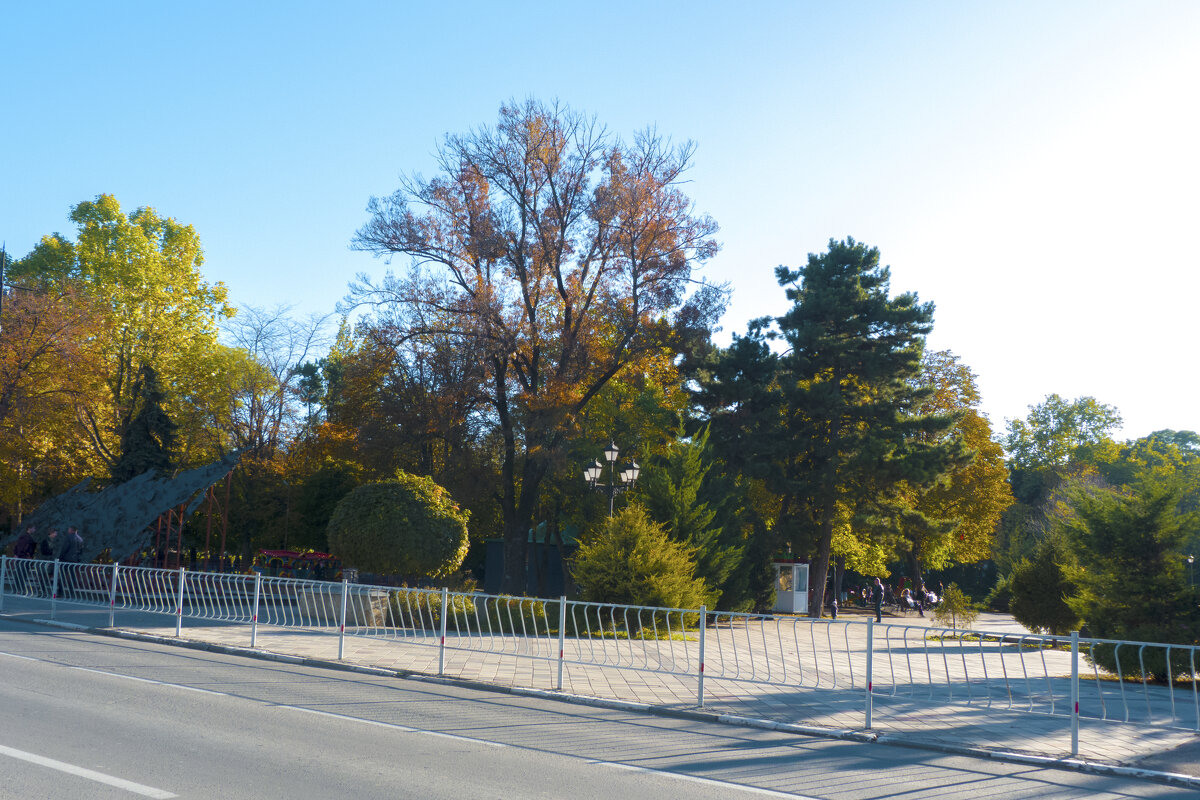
[386,590,558,635]
[984,572,1011,612]
[327,472,469,580]
[460,597,549,633]
[1086,641,1197,682]
[571,504,709,611]
[1009,536,1080,635]
[1065,480,1200,679]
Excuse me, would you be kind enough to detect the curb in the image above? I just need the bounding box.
[21,616,1200,791]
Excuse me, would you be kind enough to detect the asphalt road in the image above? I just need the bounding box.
[0,618,1189,800]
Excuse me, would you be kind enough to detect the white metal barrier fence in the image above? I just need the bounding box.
[3,555,1198,755]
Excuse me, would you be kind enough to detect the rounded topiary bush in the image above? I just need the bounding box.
[326,472,469,580]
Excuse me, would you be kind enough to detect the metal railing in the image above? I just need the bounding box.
[4,555,1198,755]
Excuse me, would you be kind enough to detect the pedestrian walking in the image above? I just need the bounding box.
[13,524,36,594]
[14,524,36,559]
[872,577,884,623]
[38,529,59,597]
[60,526,83,563]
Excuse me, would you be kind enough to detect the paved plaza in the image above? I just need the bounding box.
[3,594,1199,783]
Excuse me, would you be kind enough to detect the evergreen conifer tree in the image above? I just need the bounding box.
[111,364,177,483]
[774,238,966,617]
[1009,534,1080,635]
[571,504,709,610]
[1066,478,1200,676]
[637,423,743,607]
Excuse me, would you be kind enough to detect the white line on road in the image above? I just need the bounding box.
[591,760,823,799]
[284,705,507,747]
[0,743,177,799]
[0,648,505,749]
[0,649,230,695]
[0,648,814,798]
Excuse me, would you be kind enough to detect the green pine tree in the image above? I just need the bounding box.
[111,364,178,483]
[1008,534,1080,635]
[774,238,967,618]
[637,423,744,607]
[571,504,709,610]
[1065,478,1200,677]
[689,319,787,611]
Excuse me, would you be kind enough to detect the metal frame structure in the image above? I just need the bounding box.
[6,555,1200,758]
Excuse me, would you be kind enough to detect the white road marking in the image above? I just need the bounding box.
[1,649,816,798]
[591,759,823,799]
[58,663,228,696]
[285,705,506,747]
[0,650,227,695]
[0,649,503,748]
[0,651,38,662]
[0,743,176,798]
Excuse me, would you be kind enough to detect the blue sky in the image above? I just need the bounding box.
[4,1,1198,441]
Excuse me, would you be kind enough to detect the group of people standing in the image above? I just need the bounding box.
[11,523,86,598]
[13,523,84,563]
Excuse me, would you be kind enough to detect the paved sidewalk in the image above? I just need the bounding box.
[4,595,1199,783]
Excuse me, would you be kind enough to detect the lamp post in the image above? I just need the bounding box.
[1188,555,1194,588]
[584,440,640,517]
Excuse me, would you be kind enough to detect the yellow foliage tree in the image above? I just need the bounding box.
[899,351,1013,584]
[14,195,235,476]
[0,287,108,519]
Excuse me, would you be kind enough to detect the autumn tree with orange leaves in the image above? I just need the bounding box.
[0,287,107,521]
[351,100,721,592]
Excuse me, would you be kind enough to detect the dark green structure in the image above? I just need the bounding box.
[3,451,241,563]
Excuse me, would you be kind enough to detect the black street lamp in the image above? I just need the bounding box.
[1188,555,1194,588]
[584,440,640,517]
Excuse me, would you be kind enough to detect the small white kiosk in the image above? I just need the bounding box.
[772,560,809,614]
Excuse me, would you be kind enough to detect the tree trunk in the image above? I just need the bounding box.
[907,546,924,593]
[498,447,526,594]
[499,443,549,596]
[501,522,528,596]
[495,358,526,596]
[808,505,835,619]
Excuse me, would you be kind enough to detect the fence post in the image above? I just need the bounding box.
[175,567,186,637]
[0,556,7,613]
[865,618,874,729]
[557,596,567,691]
[338,579,349,660]
[697,605,707,707]
[250,573,262,648]
[1071,630,1080,757]
[50,560,60,620]
[438,587,449,677]
[108,562,119,628]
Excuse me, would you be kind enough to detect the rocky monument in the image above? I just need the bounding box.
[2,451,241,563]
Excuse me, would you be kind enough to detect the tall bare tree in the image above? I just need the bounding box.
[220,304,329,459]
[204,305,329,554]
[351,99,720,592]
